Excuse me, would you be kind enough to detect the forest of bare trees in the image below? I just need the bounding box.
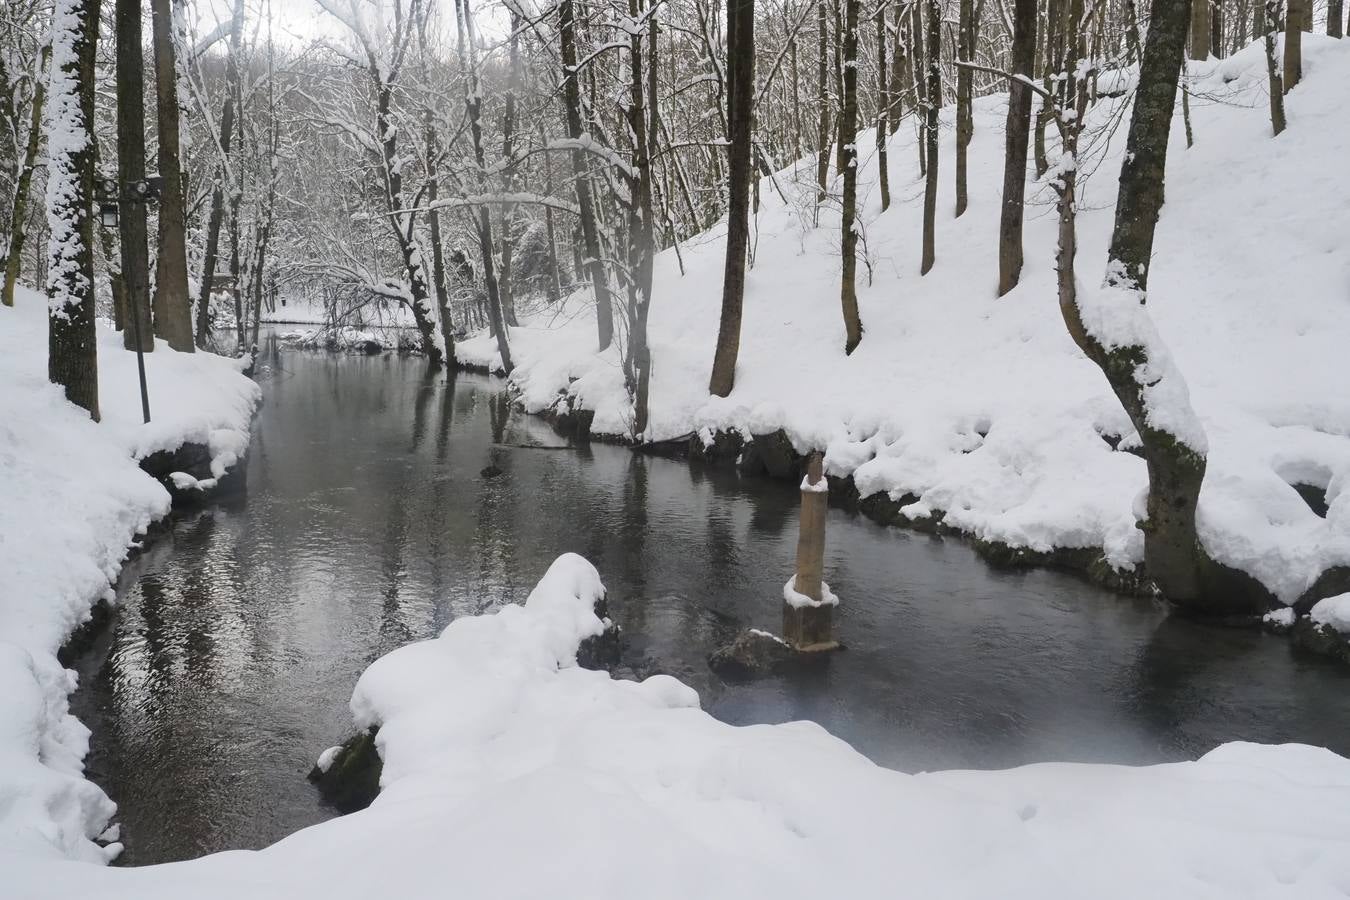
[1,0,1342,614]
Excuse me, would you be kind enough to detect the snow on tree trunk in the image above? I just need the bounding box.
[839,0,863,354]
[920,0,940,275]
[558,0,615,353]
[814,0,831,204]
[3,45,49,308]
[875,5,890,213]
[194,0,245,349]
[44,0,101,419]
[1262,0,1287,135]
[1059,0,1267,613]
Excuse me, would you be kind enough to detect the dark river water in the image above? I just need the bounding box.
[72,332,1350,865]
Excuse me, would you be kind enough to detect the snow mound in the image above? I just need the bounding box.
[1310,593,1350,633]
[461,37,1350,604]
[9,554,1350,898]
[0,290,259,862]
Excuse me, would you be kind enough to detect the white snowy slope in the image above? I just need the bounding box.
[8,554,1350,899]
[460,37,1350,605]
[0,290,260,862]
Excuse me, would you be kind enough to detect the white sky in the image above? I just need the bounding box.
[188,0,509,52]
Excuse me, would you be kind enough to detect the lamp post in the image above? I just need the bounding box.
[96,173,163,424]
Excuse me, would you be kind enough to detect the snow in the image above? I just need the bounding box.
[783,576,840,609]
[1263,607,1296,628]
[7,553,1350,899]
[0,290,259,863]
[1309,593,1350,634]
[460,37,1350,605]
[314,745,343,775]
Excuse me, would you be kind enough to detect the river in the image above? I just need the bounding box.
[71,331,1350,865]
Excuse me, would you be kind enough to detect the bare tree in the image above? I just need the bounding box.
[46,0,101,418]
[114,0,151,350]
[2,44,47,307]
[919,0,939,274]
[558,0,615,352]
[151,0,195,352]
[839,0,864,352]
[998,0,1036,295]
[194,0,245,348]
[1262,0,1286,135]
[1058,0,1263,612]
[1283,0,1303,90]
[709,0,754,397]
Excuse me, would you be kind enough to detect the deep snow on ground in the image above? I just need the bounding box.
[261,297,418,327]
[460,38,1350,606]
[9,554,1350,899]
[0,290,259,863]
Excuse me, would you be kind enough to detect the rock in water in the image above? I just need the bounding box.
[708,628,798,680]
[308,729,382,813]
[480,464,503,478]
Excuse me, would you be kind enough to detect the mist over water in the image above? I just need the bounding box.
[72,332,1350,865]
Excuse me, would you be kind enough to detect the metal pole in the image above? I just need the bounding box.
[126,190,150,424]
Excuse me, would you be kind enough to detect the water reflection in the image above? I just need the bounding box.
[72,331,1350,866]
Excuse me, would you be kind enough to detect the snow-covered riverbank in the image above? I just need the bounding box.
[0,290,259,862]
[8,553,1350,898]
[460,38,1350,610]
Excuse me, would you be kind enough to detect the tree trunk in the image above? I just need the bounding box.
[151,0,195,352]
[1061,0,1255,613]
[498,10,522,329]
[1329,0,1344,37]
[426,123,456,364]
[1191,0,1211,57]
[815,0,831,202]
[955,0,976,217]
[194,0,244,348]
[114,0,151,350]
[46,0,102,419]
[840,0,864,353]
[540,122,563,302]
[1283,0,1303,89]
[2,44,48,307]
[1211,0,1226,56]
[559,0,614,352]
[998,0,1037,295]
[1262,0,1287,133]
[920,0,940,274]
[876,3,890,212]
[456,0,511,374]
[627,3,657,437]
[709,0,754,397]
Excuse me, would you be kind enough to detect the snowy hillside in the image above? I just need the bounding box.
[0,292,259,862]
[461,37,1350,607]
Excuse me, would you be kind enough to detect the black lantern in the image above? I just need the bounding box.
[99,202,120,230]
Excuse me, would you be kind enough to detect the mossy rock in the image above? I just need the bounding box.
[308,729,382,813]
[576,590,621,670]
[1295,565,1350,616]
[688,430,743,466]
[1291,619,1350,665]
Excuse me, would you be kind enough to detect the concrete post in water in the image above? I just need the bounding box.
[783,452,839,651]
